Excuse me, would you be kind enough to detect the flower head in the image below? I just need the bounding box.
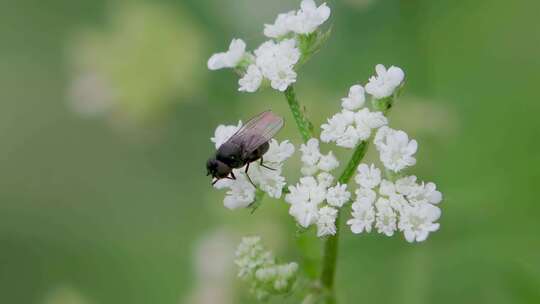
[235,236,298,300]
[254,39,300,92]
[341,84,365,110]
[407,181,443,205]
[365,64,404,99]
[289,0,331,35]
[264,11,296,38]
[398,203,441,242]
[395,175,418,196]
[355,163,381,189]
[374,126,417,172]
[326,183,350,207]
[374,197,397,236]
[208,38,247,70]
[347,201,375,234]
[238,64,263,93]
[321,105,387,149]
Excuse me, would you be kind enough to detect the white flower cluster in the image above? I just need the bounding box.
[320,82,389,149]
[207,39,248,71]
[211,122,295,210]
[374,126,417,172]
[285,138,351,237]
[264,0,330,37]
[234,236,298,300]
[207,0,331,93]
[346,163,442,242]
[365,64,405,99]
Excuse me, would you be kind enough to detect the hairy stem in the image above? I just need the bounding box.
[284,86,313,142]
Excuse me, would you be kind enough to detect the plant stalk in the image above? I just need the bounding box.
[284,86,312,143]
[283,85,394,304]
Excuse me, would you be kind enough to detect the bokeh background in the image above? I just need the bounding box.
[1,0,539,303]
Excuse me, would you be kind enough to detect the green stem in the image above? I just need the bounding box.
[284,86,313,142]
[320,141,369,300]
[319,101,394,303]
[283,85,394,304]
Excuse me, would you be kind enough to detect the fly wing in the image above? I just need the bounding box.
[225,111,284,154]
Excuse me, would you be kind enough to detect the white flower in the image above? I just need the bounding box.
[316,172,334,188]
[395,175,418,196]
[236,237,298,298]
[321,107,386,149]
[347,201,375,233]
[335,125,361,148]
[355,163,381,189]
[407,182,443,205]
[388,193,408,213]
[239,64,263,92]
[318,151,339,172]
[289,201,319,228]
[254,39,300,92]
[300,138,322,166]
[264,139,295,164]
[285,176,327,206]
[264,11,295,38]
[374,126,417,172]
[355,187,376,206]
[316,206,338,237]
[378,179,396,196]
[341,84,365,110]
[355,108,388,129]
[269,68,297,91]
[398,203,441,242]
[208,38,247,70]
[286,175,329,227]
[235,236,274,279]
[250,166,286,199]
[320,113,349,143]
[210,121,242,149]
[222,175,256,210]
[326,183,350,207]
[365,64,405,99]
[374,197,397,236]
[289,0,331,35]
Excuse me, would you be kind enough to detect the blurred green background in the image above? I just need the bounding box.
[1,0,539,303]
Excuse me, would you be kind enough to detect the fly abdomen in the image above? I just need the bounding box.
[245,141,269,162]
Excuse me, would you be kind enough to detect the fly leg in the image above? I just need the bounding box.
[230,171,236,179]
[259,156,276,171]
[244,162,257,187]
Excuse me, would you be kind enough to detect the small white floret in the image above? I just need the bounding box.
[365,64,405,99]
[208,38,247,70]
[239,64,263,93]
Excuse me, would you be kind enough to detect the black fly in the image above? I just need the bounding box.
[206,110,284,186]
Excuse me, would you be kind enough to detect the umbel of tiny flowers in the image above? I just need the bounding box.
[285,138,351,237]
[346,164,443,242]
[206,0,332,93]
[234,236,298,301]
[320,64,406,149]
[342,126,442,242]
[210,121,295,210]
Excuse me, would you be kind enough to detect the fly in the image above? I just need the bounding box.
[206,110,284,186]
